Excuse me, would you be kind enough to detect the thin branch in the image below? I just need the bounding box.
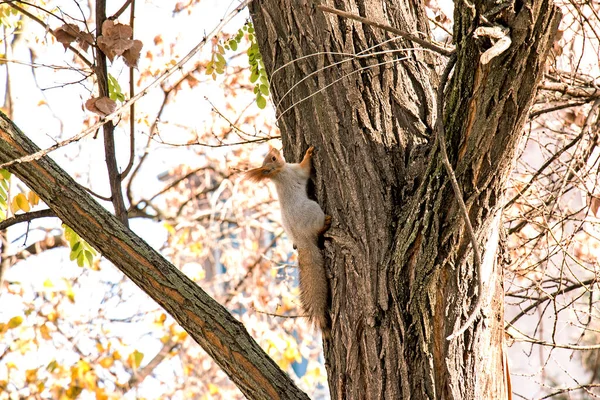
[539,81,600,98]
[120,0,136,179]
[96,0,129,226]
[540,384,600,399]
[3,233,67,267]
[123,339,180,393]
[316,4,453,57]
[0,0,253,170]
[507,278,598,326]
[6,1,93,68]
[111,0,134,19]
[0,209,56,231]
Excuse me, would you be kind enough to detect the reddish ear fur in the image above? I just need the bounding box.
[244,167,270,182]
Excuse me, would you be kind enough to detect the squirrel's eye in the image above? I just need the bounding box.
[271,156,276,162]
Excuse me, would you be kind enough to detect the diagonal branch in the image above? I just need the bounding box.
[0,110,309,400]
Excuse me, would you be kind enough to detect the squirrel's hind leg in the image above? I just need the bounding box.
[317,215,332,236]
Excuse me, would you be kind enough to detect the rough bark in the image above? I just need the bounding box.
[0,112,308,400]
[250,0,560,399]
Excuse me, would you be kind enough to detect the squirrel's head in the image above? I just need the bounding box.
[244,147,285,182]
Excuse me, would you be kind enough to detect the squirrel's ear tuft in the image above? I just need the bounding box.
[244,167,270,182]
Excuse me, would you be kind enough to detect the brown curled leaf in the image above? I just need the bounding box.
[85,96,116,116]
[54,24,81,50]
[122,40,143,68]
[97,20,136,62]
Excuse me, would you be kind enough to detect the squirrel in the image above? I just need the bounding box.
[245,146,331,337]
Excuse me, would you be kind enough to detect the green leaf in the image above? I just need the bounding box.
[0,169,10,180]
[46,360,58,372]
[84,250,94,267]
[250,70,259,83]
[132,350,144,368]
[256,94,267,109]
[259,84,269,96]
[229,40,237,51]
[107,74,123,102]
[77,252,85,268]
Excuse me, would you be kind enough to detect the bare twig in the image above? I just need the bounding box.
[120,0,136,179]
[0,0,253,170]
[6,1,93,68]
[0,209,56,231]
[123,339,180,393]
[111,0,134,19]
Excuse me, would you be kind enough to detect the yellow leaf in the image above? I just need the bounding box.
[27,191,40,206]
[84,370,97,390]
[7,315,23,329]
[163,222,176,235]
[14,193,30,212]
[25,368,37,383]
[43,279,54,288]
[99,357,113,368]
[10,197,19,214]
[47,311,58,322]
[95,388,108,400]
[112,350,121,360]
[208,383,219,395]
[40,323,52,340]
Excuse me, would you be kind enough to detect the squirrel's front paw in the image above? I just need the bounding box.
[306,146,315,157]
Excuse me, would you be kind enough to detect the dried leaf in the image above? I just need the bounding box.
[85,96,116,116]
[97,36,117,62]
[76,31,94,52]
[54,24,80,49]
[122,39,143,68]
[591,195,600,216]
[97,21,135,62]
[102,20,132,40]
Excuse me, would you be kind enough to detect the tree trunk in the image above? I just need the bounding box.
[250,0,560,398]
[0,113,308,400]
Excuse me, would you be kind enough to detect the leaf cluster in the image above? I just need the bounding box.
[62,224,97,268]
[206,22,270,109]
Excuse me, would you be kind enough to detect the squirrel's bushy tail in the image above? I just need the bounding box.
[297,240,330,338]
